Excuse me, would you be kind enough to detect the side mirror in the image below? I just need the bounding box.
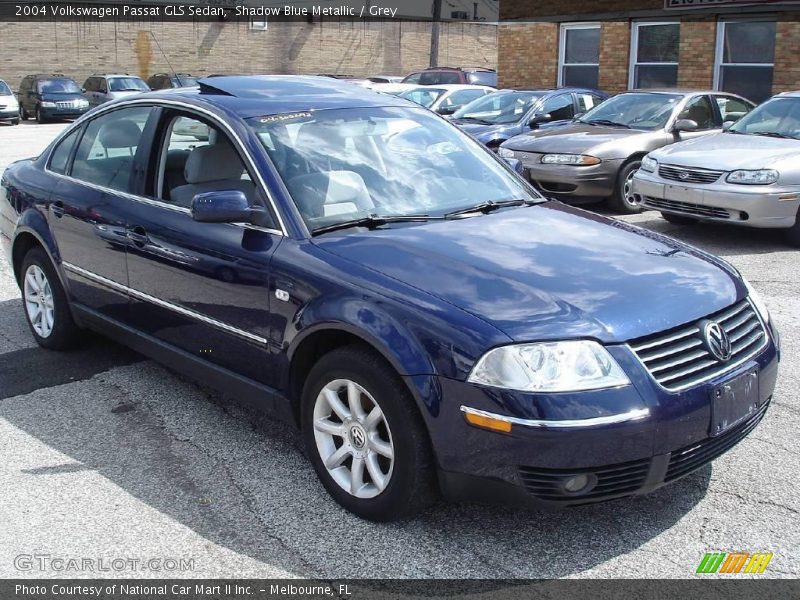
[81,88,86,93]
[722,120,735,131]
[573,112,585,120]
[673,118,699,132]
[528,113,552,128]
[502,157,524,175]
[190,190,268,226]
[437,105,458,116]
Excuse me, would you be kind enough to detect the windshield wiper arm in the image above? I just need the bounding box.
[583,119,631,129]
[458,116,494,125]
[444,198,535,219]
[752,131,794,139]
[311,214,441,235]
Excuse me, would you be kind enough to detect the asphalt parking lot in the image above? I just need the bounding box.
[0,120,798,580]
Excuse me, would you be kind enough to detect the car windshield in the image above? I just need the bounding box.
[172,76,199,87]
[38,79,81,94]
[579,92,682,130]
[398,88,446,108]
[452,91,545,124]
[466,71,497,87]
[108,77,150,92]
[0,80,11,95]
[248,106,540,232]
[729,97,800,139]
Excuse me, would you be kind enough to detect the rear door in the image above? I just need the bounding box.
[47,105,159,316]
[123,108,282,385]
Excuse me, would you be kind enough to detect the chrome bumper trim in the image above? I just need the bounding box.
[460,405,650,429]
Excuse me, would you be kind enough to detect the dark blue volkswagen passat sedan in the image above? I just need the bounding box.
[0,76,780,521]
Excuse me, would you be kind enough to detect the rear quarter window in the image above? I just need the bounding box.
[48,128,81,175]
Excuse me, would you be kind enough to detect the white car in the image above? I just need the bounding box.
[397,84,494,116]
[0,79,20,125]
[633,91,800,246]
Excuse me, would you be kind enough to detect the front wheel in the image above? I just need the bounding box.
[609,160,643,214]
[20,105,28,120]
[20,247,82,350]
[301,346,437,521]
[35,106,46,124]
[786,208,800,247]
[11,117,20,126]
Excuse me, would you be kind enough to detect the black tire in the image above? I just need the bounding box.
[609,159,644,214]
[11,118,20,126]
[35,105,46,124]
[20,105,28,120]
[785,209,800,247]
[301,345,438,521]
[661,212,698,225]
[20,247,83,350]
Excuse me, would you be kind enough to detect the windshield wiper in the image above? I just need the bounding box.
[444,198,536,219]
[311,214,442,235]
[456,116,495,125]
[752,131,795,139]
[582,119,631,129]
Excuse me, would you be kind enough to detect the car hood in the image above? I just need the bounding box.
[0,94,17,103]
[41,93,83,102]
[108,90,146,99]
[453,121,521,143]
[313,202,740,343]
[504,123,645,156]
[651,132,800,170]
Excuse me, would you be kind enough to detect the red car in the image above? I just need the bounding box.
[402,67,496,87]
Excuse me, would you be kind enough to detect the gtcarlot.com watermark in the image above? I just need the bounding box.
[14,554,195,573]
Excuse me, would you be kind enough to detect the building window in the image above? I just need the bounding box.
[559,23,601,89]
[715,19,776,103]
[250,18,268,31]
[630,22,679,89]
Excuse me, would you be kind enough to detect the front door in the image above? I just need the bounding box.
[124,109,282,385]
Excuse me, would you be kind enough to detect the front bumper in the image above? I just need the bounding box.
[514,153,624,202]
[40,105,90,119]
[425,322,780,509]
[633,171,800,228]
[0,108,19,121]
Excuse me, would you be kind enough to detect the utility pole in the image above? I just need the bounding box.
[430,0,442,67]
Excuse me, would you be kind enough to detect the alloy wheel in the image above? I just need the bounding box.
[312,378,395,499]
[23,264,55,338]
[623,169,639,207]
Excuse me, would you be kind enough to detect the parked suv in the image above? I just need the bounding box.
[146,73,199,90]
[0,79,20,125]
[402,67,497,87]
[82,73,150,107]
[18,74,89,123]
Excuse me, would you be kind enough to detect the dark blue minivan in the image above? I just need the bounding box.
[0,76,779,520]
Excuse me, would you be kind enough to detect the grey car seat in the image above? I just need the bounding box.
[170,142,255,208]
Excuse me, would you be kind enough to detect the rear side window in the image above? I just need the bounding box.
[715,96,753,123]
[467,71,497,86]
[48,128,81,175]
[71,106,154,193]
[577,93,603,113]
[420,71,461,85]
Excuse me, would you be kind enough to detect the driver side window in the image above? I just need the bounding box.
[540,94,575,121]
[677,95,717,130]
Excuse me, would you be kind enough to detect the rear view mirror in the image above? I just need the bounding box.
[191,190,268,226]
[673,118,699,132]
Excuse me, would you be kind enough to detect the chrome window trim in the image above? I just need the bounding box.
[626,298,770,394]
[42,97,287,237]
[460,405,650,429]
[62,262,268,346]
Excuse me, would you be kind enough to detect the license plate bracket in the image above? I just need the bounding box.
[710,367,760,437]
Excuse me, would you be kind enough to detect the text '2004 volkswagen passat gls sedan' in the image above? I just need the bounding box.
[0,76,780,521]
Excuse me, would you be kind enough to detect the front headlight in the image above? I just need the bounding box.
[541,153,601,166]
[40,101,56,108]
[640,156,657,172]
[726,169,779,185]
[743,277,770,324]
[467,340,630,392]
[497,146,515,159]
[77,99,89,107]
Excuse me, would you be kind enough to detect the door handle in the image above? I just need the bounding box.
[126,226,149,246]
[51,201,64,218]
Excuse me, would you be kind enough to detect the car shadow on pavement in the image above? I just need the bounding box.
[0,293,714,578]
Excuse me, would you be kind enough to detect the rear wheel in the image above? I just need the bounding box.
[609,160,643,214]
[661,212,698,225]
[20,105,28,120]
[301,345,437,521]
[20,247,82,350]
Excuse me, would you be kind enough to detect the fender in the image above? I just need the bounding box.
[11,210,67,289]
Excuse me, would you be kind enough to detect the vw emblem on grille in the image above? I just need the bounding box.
[678,171,690,180]
[700,320,732,362]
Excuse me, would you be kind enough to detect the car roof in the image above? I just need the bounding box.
[404,84,492,91]
[626,88,719,96]
[132,75,415,116]
[775,90,800,98]
[93,73,141,78]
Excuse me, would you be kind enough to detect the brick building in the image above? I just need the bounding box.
[498,0,800,103]
[0,15,497,90]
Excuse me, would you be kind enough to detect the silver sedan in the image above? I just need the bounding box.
[633,91,800,246]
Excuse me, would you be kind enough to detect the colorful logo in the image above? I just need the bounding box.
[697,552,773,574]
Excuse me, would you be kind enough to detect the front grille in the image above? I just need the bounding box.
[659,164,724,184]
[665,401,769,482]
[518,458,650,502]
[630,300,768,392]
[642,196,731,219]
[56,100,78,109]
